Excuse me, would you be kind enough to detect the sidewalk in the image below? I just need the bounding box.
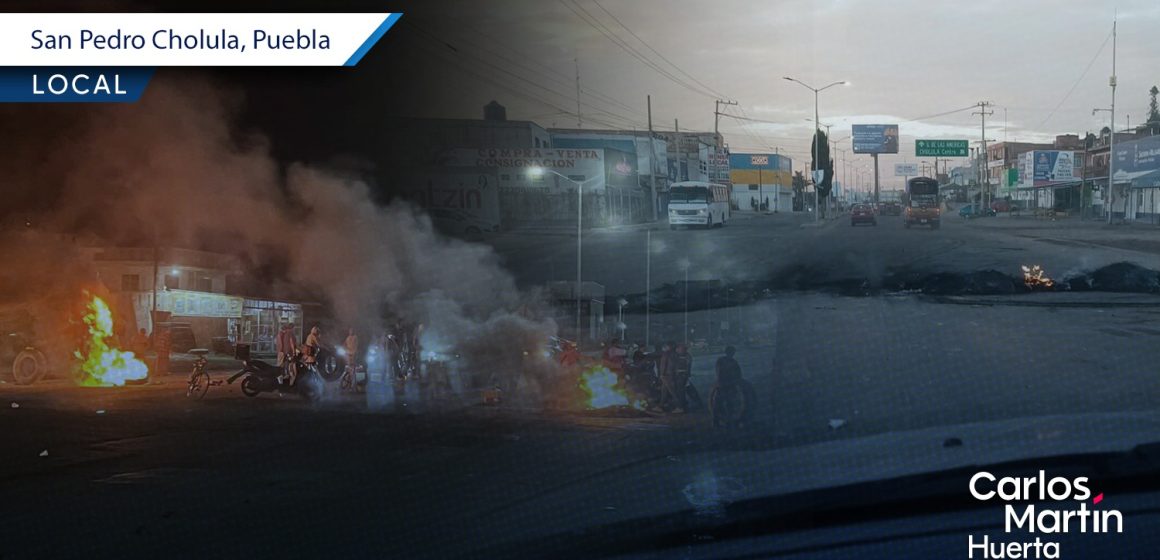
[961,213,1160,258]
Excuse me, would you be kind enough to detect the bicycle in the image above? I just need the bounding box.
[185,348,222,398]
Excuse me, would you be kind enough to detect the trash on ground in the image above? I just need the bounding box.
[828,418,846,430]
[39,450,48,457]
[10,402,19,409]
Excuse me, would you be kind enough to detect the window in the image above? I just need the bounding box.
[164,273,179,290]
[749,184,758,191]
[120,274,140,292]
[195,276,213,292]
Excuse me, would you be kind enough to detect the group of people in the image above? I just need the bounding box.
[273,322,324,386]
[597,338,753,427]
[599,338,699,414]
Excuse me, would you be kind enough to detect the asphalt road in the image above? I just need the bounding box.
[4,211,1160,558]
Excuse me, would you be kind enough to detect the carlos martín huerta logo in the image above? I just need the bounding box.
[968,471,1123,558]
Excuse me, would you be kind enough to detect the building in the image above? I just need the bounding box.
[727,152,793,212]
[1084,129,1141,216]
[90,247,305,354]
[549,128,670,221]
[1111,132,1160,222]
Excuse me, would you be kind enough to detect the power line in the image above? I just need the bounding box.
[1036,27,1114,131]
[558,0,719,99]
[590,0,728,100]
[457,25,648,119]
[406,37,631,130]
[402,21,648,129]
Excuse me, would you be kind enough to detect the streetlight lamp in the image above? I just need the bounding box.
[785,76,849,222]
[529,166,599,346]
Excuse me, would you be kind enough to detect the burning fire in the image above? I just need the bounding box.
[578,365,640,410]
[1021,265,1055,289]
[74,293,149,387]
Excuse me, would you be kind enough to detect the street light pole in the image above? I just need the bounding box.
[530,166,596,347]
[785,77,848,222]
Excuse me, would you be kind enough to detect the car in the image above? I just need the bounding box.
[850,204,877,226]
[958,204,997,218]
[882,202,902,216]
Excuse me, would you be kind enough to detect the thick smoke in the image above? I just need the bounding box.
[2,75,557,393]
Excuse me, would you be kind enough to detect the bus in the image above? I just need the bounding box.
[667,181,731,229]
[904,177,941,229]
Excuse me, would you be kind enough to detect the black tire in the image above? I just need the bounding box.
[670,225,677,230]
[187,370,210,399]
[314,348,345,382]
[240,375,262,397]
[12,350,46,385]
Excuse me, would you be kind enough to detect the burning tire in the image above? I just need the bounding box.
[11,349,47,385]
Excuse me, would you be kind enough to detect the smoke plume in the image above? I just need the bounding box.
[2,74,556,391]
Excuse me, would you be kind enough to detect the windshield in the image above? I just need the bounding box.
[5,1,1160,559]
[669,186,711,203]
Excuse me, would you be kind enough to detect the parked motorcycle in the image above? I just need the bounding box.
[227,343,324,402]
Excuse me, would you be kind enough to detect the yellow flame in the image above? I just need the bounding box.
[74,293,149,387]
[579,365,637,409]
[1021,265,1055,289]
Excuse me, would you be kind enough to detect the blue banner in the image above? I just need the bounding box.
[0,67,153,102]
[851,124,899,154]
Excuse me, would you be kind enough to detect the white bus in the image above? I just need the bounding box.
[667,181,731,229]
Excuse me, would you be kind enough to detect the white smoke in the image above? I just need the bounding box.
[3,75,557,396]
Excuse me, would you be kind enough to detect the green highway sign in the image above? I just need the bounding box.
[915,139,969,157]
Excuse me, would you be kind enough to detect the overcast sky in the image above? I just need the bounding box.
[410,0,1159,188]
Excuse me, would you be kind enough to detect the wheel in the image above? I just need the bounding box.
[186,370,210,399]
[12,350,46,385]
[240,375,262,397]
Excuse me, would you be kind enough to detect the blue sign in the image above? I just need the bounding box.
[852,124,899,154]
[1113,134,1160,175]
[0,67,153,102]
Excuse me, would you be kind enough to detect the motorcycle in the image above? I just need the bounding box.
[227,343,325,402]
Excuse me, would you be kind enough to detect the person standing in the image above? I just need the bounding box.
[300,325,321,386]
[275,322,298,382]
[673,343,700,411]
[343,327,360,390]
[656,342,684,413]
[710,346,747,428]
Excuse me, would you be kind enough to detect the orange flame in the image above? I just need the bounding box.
[1021,265,1055,289]
[74,293,149,387]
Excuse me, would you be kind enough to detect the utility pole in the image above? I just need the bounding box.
[714,99,738,137]
[674,118,681,181]
[973,101,994,210]
[647,95,658,221]
[574,57,582,128]
[1108,16,1118,224]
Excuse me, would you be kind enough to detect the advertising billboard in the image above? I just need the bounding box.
[1024,150,1078,187]
[852,124,899,154]
[1113,134,1160,175]
[894,163,918,176]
